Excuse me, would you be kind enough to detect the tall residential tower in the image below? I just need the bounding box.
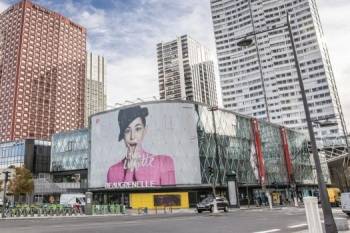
[157,35,218,106]
[0,0,86,142]
[85,52,106,126]
[210,0,345,146]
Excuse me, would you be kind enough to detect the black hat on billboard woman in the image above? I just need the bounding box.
[118,105,149,141]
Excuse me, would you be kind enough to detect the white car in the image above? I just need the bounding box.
[341,192,350,216]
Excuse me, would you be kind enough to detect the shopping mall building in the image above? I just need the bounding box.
[0,101,329,208]
[87,101,327,208]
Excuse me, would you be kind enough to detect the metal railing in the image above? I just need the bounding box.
[91,204,125,215]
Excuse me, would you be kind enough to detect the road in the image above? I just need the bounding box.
[0,207,348,233]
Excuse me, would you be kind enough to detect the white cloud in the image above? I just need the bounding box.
[1,0,349,127]
[106,56,158,105]
[41,0,219,105]
[318,0,350,126]
[0,1,9,12]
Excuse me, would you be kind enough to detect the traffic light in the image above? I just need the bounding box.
[208,166,214,176]
[307,141,312,153]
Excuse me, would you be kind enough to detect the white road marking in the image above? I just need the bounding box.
[253,229,280,233]
[287,223,308,229]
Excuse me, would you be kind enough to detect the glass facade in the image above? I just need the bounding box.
[287,130,314,184]
[32,140,51,173]
[195,104,314,186]
[196,107,259,185]
[0,141,25,169]
[51,129,89,171]
[259,121,288,184]
[0,140,50,173]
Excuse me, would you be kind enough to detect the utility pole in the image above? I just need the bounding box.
[286,13,337,233]
[208,106,221,214]
[208,106,221,185]
[208,166,218,213]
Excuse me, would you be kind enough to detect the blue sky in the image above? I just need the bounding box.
[1,0,350,125]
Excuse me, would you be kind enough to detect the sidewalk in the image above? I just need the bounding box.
[0,208,197,220]
[296,231,350,233]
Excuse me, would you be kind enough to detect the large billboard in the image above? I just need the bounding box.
[89,102,202,189]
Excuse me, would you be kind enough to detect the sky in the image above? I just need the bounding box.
[0,0,349,124]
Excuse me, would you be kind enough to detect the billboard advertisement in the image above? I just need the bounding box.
[89,102,202,189]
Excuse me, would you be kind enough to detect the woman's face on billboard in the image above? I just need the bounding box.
[123,117,146,147]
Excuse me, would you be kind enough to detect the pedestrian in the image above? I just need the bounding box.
[257,196,262,206]
[74,198,81,213]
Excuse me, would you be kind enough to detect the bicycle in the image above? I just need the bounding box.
[2,207,11,218]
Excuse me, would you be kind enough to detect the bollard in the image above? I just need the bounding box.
[303,196,322,233]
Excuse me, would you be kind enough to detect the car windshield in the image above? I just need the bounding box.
[201,197,213,203]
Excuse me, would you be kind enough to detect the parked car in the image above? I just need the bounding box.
[341,192,350,216]
[196,196,229,213]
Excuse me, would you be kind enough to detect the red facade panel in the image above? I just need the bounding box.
[280,127,294,183]
[251,118,266,185]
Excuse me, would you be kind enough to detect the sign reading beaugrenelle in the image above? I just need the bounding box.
[89,102,202,189]
[105,181,155,189]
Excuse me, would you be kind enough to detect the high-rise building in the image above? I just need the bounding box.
[210,0,345,146]
[0,0,86,142]
[157,35,218,106]
[85,52,106,126]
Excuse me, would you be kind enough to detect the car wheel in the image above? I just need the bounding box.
[224,206,228,212]
[197,209,202,213]
[347,213,350,217]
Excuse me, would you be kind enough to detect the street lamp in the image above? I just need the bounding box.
[2,171,11,218]
[208,106,221,213]
[208,106,222,186]
[237,38,253,47]
[237,11,337,232]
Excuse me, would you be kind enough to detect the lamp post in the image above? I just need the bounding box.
[208,106,221,213]
[2,171,10,218]
[208,106,222,186]
[237,10,337,232]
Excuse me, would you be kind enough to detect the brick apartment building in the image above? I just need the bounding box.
[0,0,86,142]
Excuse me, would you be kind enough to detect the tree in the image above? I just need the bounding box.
[9,167,34,203]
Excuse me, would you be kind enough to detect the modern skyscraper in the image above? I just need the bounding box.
[157,35,218,106]
[210,0,345,146]
[0,0,86,142]
[85,52,106,126]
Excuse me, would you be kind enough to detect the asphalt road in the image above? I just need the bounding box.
[0,208,348,233]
